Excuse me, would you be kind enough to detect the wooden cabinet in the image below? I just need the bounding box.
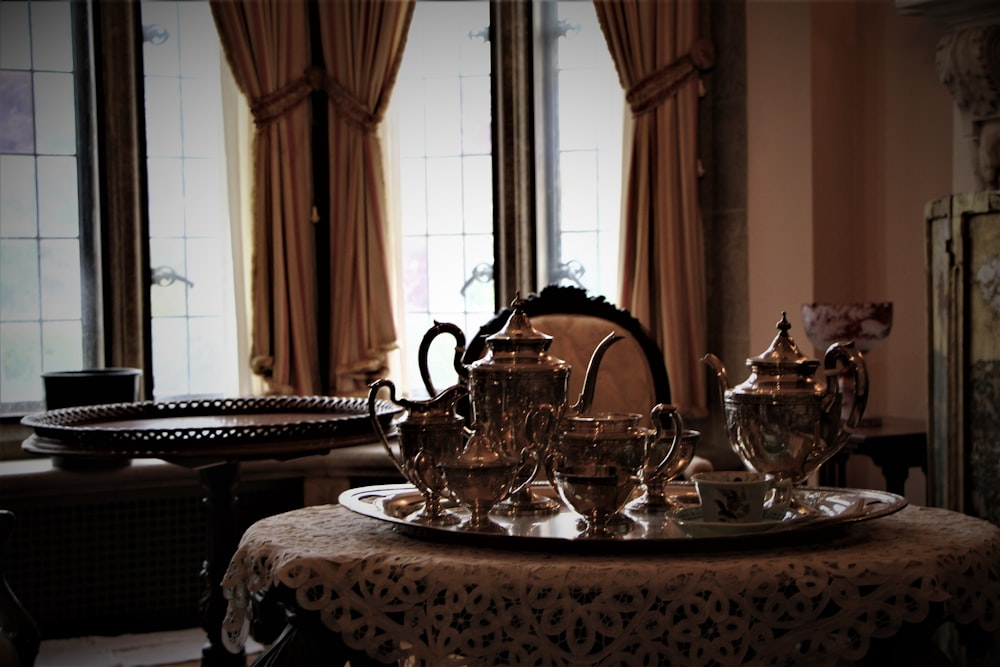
[927,191,1000,525]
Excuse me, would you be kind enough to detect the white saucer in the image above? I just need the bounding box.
[672,506,791,538]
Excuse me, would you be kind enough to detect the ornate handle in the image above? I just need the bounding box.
[417,321,468,397]
[543,451,563,489]
[645,403,684,480]
[413,450,448,498]
[367,379,407,476]
[509,447,541,498]
[823,341,869,429]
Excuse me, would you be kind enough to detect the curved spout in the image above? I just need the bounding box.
[570,331,624,415]
[700,353,731,407]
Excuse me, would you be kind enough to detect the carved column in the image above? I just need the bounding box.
[898,2,1000,524]
[937,24,1000,190]
[897,0,1000,190]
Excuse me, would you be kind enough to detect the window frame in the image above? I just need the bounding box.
[490,0,539,307]
[90,0,153,399]
[0,0,103,417]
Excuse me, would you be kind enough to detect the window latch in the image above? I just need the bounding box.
[150,266,194,288]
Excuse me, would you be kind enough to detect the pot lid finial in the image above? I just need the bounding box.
[485,292,553,354]
[748,311,816,368]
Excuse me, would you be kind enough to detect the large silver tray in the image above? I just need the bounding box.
[339,482,907,553]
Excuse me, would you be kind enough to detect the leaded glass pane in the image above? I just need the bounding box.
[147,157,185,238]
[36,155,78,237]
[39,238,81,319]
[0,155,38,235]
[0,321,43,402]
[151,316,188,397]
[461,75,491,155]
[400,157,428,234]
[187,316,229,394]
[462,233,493,311]
[182,78,220,158]
[182,158,221,233]
[42,319,82,373]
[150,237,186,318]
[144,77,182,157]
[424,78,462,156]
[186,236,224,317]
[33,71,75,154]
[0,3,31,70]
[401,235,429,311]
[178,3,216,77]
[462,155,492,234]
[29,1,73,72]
[559,150,598,232]
[0,239,40,320]
[396,78,426,158]
[0,71,35,153]
[141,2,179,77]
[427,234,466,313]
[426,156,463,234]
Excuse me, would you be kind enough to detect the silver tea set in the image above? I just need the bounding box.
[368,302,868,536]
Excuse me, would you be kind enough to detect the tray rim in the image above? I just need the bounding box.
[20,395,399,451]
[339,482,908,554]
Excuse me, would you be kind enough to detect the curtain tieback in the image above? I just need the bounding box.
[249,66,379,133]
[321,76,379,133]
[626,38,715,116]
[250,66,327,127]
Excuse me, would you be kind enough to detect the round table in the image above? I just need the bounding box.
[221,503,1000,666]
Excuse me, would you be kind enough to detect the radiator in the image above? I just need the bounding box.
[3,477,303,639]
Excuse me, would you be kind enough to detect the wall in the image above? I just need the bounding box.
[744,0,954,502]
[746,0,952,421]
[746,0,814,359]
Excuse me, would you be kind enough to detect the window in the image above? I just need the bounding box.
[0,0,98,415]
[0,0,237,416]
[0,0,624,414]
[393,1,623,395]
[141,1,238,399]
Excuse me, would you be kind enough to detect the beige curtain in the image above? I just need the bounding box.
[211,1,320,395]
[317,1,413,395]
[594,0,713,416]
[212,1,411,396]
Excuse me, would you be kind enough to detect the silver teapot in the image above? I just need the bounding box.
[701,312,868,486]
[418,295,622,514]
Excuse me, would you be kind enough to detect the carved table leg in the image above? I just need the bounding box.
[198,462,246,667]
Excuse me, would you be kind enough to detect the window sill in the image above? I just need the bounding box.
[0,441,397,503]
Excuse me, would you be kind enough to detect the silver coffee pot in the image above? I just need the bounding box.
[701,312,869,486]
[418,295,622,513]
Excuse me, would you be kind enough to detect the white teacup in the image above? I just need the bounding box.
[692,471,791,523]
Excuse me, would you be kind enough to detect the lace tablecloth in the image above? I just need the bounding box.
[222,504,1000,666]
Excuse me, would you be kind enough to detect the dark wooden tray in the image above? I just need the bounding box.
[21,396,398,460]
